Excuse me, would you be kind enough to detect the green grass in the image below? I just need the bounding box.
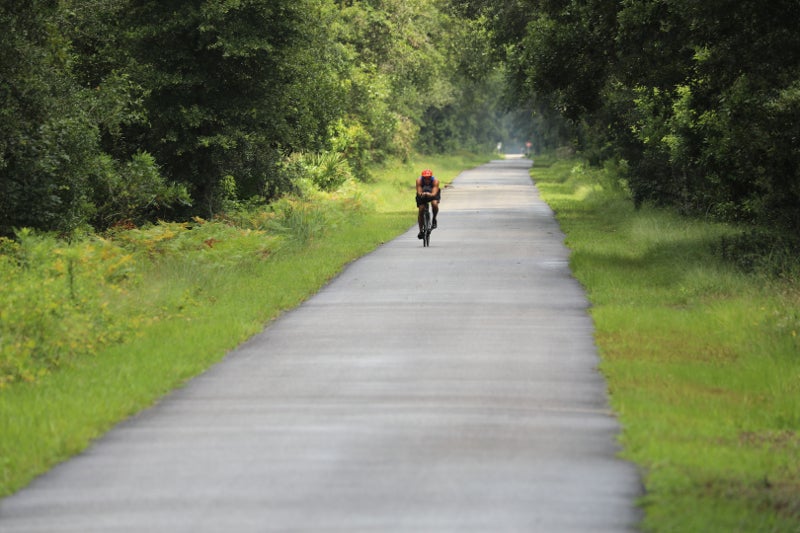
[533,158,800,532]
[0,151,490,497]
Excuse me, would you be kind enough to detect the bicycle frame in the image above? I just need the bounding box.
[422,202,431,247]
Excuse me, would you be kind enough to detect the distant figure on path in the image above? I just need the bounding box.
[416,169,440,239]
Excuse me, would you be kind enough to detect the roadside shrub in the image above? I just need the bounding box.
[267,197,335,248]
[89,152,191,228]
[112,218,279,268]
[304,151,353,192]
[0,230,141,387]
[0,216,286,387]
[715,229,800,280]
[330,118,374,181]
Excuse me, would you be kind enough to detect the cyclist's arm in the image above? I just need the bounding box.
[430,179,440,197]
[416,178,427,197]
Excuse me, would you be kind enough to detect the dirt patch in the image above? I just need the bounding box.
[739,430,798,449]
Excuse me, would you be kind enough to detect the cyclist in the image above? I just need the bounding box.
[416,169,440,239]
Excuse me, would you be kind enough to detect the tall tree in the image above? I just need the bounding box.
[0,1,99,235]
[110,0,346,213]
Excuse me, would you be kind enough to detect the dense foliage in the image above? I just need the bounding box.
[1,0,507,235]
[461,0,800,238]
[7,1,797,239]
[1,1,101,235]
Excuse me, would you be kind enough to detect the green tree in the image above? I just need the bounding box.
[335,0,503,159]
[100,0,346,214]
[1,1,193,234]
[335,0,453,161]
[614,0,800,228]
[0,1,99,235]
[466,0,800,234]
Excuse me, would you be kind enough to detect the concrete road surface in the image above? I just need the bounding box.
[0,158,642,532]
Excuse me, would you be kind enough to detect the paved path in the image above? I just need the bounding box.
[0,158,641,532]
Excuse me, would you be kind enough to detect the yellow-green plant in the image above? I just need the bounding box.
[0,231,142,387]
[0,176,371,388]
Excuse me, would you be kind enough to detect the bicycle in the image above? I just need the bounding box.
[421,201,432,247]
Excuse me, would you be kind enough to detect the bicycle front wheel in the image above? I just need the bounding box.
[423,207,431,247]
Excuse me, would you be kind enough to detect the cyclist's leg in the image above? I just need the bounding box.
[431,200,439,228]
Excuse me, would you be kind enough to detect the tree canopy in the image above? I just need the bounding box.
[463,0,800,235]
[1,0,508,235]
[4,1,798,237]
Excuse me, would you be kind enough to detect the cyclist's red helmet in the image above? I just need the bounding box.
[421,169,433,177]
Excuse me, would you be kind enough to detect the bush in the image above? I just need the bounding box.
[0,230,140,387]
[330,118,374,181]
[90,152,191,228]
[304,152,353,192]
[0,217,284,388]
[715,229,800,280]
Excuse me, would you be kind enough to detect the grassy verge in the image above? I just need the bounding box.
[533,157,800,531]
[0,152,490,497]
